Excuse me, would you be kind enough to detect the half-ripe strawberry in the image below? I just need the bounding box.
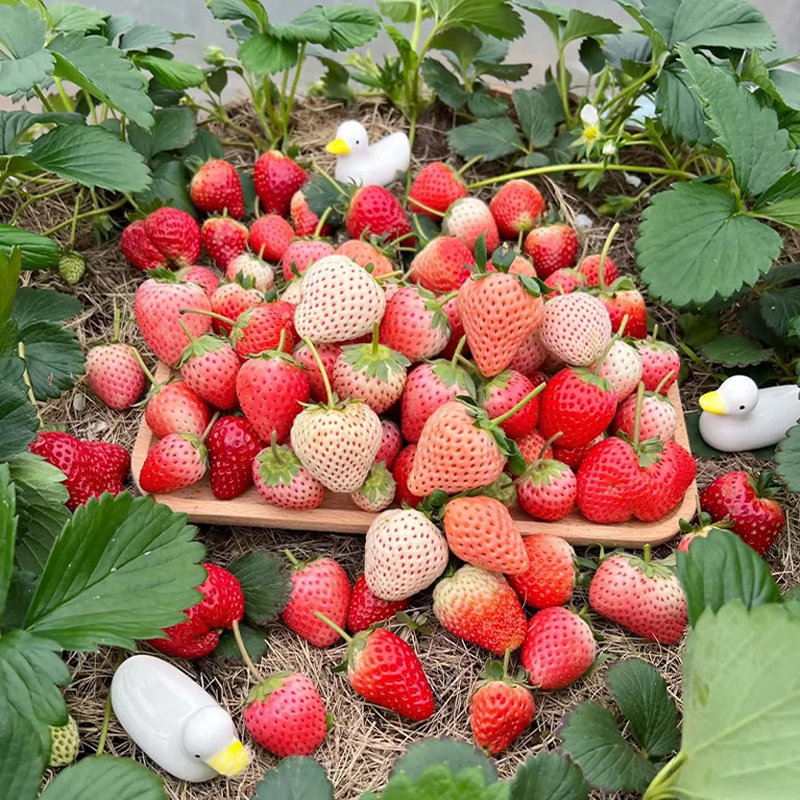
[207,415,262,500]
[201,216,249,269]
[225,252,275,292]
[210,281,263,335]
[351,462,396,512]
[635,335,680,394]
[433,565,527,654]
[253,151,307,216]
[490,180,546,239]
[293,341,340,403]
[142,373,211,439]
[379,285,450,362]
[291,190,330,237]
[524,223,578,278]
[346,185,413,245]
[249,214,295,263]
[139,419,215,494]
[335,239,395,278]
[121,219,165,271]
[508,534,575,609]
[521,607,595,689]
[190,159,244,218]
[253,435,325,510]
[592,338,642,401]
[409,236,473,293]
[483,369,540,439]
[144,207,201,267]
[409,161,468,218]
[227,303,296,359]
[281,238,336,282]
[347,574,408,634]
[541,293,612,366]
[516,454,577,521]
[544,267,588,295]
[578,253,620,286]
[177,326,240,410]
[599,282,648,339]
[615,389,677,442]
[376,419,402,470]
[443,197,500,253]
[516,430,553,464]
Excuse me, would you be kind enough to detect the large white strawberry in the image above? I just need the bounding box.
[443,197,500,253]
[540,293,612,366]
[364,508,449,601]
[593,339,642,400]
[294,255,386,343]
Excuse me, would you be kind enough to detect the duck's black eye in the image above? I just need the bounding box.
[739,405,746,410]
[195,754,201,759]
[355,140,360,144]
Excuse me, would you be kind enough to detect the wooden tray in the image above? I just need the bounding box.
[132,364,696,548]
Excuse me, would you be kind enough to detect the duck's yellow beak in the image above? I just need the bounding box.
[326,137,350,156]
[207,739,249,777]
[699,390,726,415]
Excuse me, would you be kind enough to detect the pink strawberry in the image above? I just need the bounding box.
[178,326,240,410]
[516,452,577,521]
[227,303,296,359]
[439,295,467,360]
[508,534,575,609]
[524,224,578,278]
[409,236,473,293]
[184,265,219,297]
[210,281,263,335]
[409,161,468,218]
[281,238,336,282]
[293,341,341,403]
[347,574,408,633]
[543,267,588,295]
[141,370,211,439]
[516,430,553,464]
[351,462,396,511]
[393,444,422,507]
[144,208,201,267]
[139,418,215,494]
[249,214,295,263]
[379,286,450,362]
[376,419,402,470]
[120,219,165,271]
[346,185,413,245]
[540,293,612,366]
[253,151,307,216]
[291,190,330,237]
[207,415,262,500]
[490,180,546,239]
[190,159,244,218]
[335,239,395,278]
[636,335,680,394]
[225,252,275,292]
[443,197,500,253]
[615,388,677,442]
[578,253,619,286]
[201,216,249,269]
[593,338,642,400]
[253,435,325,510]
[483,369,540,439]
[509,331,547,379]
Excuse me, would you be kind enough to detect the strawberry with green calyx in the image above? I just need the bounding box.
[351,462,396,512]
[635,325,681,393]
[253,432,325,510]
[543,266,588,296]
[595,275,648,339]
[516,432,577,521]
[177,320,240,411]
[58,250,86,285]
[292,190,331,238]
[490,179,546,239]
[225,252,275,293]
[482,368,541,440]
[314,612,435,721]
[409,161,469,219]
[443,197,500,253]
[676,507,733,552]
[190,159,245,218]
[524,223,579,278]
[470,652,535,755]
[346,184,414,245]
[614,371,677,442]
[379,285,452,362]
[210,280,263,335]
[578,222,621,292]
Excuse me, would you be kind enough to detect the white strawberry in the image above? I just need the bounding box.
[253,437,326,510]
[364,508,449,601]
[225,252,275,292]
[614,390,678,442]
[540,293,612,366]
[351,462,396,512]
[295,255,386,344]
[593,339,642,400]
[442,197,500,253]
[282,277,304,304]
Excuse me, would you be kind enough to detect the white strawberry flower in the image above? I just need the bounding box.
[602,141,617,157]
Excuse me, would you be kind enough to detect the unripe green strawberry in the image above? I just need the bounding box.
[49,714,80,766]
[58,251,86,285]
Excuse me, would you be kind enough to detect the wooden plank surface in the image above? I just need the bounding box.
[132,363,697,547]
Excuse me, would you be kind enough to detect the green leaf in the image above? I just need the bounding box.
[475,60,531,82]
[609,0,667,59]
[369,765,507,800]
[50,32,154,129]
[252,756,333,800]
[181,129,224,161]
[447,118,523,161]
[467,89,507,118]
[214,622,266,664]
[636,181,782,307]
[128,107,196,160]
[0,247,20,327]
[562,10,621,44]
[0,381,38,462]
[559,703,657,792]
[17,321,84,401]
[39,755,167,800]
[272,7,330,44]
[759,285,800,336]
[513,88,556,148]
[208,0,268,32]
[678,311,718,347]
[579,37,606,74]
[117,24,176,53]
[2,568,38,630]
[669,603,800,800]
[431,27,482,74]
[378,0,421,24]
[0,5,54,96]
[0,464,17,621]
[428,0,525,41]
[49,3,108,32]
[322,5,382,52]
[391,739,497,784]
[0,225,58,271]
[24,493,206,651]
[776,423,800,492]
[7,453,69,577]
[227,552,290,626]
[770,69,800,112]
[517,1,567,40]
[314,56,353,102]
[421,59,468,110]
[239,32,297,75]
[12,287,80,328]
[676,530,781,627]
[701,334,770,366]
[133,158,195,217]
[679,46,792,198]
[656,66,713,146]
[0,701,44,800]
[605,660,680,759]
[137,56,204,90]
[0,110,85,155]
[509,752,588,800]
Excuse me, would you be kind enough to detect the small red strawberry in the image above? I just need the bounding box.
[184,265,220,298]
[225,252,275,292]
[253,151,307,216]
[281,238,336,282]
[508,534,575,609]
[347,574,408,634]
[201,216,249,269]
[190,159,244,218]
[376,419,402,470]
[393,444,422,508]
[351,462,396,512]
[138,360,211,439]
[207,415,262,500]
[516,450,577,521]
[524,224,578,278]
[636,333,681,394]
[336,239,395,278]
[552,438,600,470]
[253,434,325,510]
[346,185,413,245]
[409,236,474,293]
[700,471,785,555]
[293,341,340,403]
[543,267,588,295]
[443,197,500,253]
[409,161,468,217]
[210,281,263,335]
[291,190,330,237]
[521,607,595,690]
[281,552,351,647]
[541,292,612,367]
[121,219,166,271]
[596,277,648,339]
[178,324,240,410]
[589,550,687,644]
[224,302,296,359]
[490,180,546,239]
[249,214,295,263]
[379,286,450,362]
[144,208,201,267]
[578,253,620,286]
[483,369,540,439]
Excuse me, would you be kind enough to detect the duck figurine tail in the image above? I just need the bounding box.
[326,120,410,187]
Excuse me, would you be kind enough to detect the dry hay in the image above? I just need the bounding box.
[12,95,798,800]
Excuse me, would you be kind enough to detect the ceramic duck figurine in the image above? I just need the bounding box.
[111,655,249,782]
[326,120,411,187]
[698,375,800,452]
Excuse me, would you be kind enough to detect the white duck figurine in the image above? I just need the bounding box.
[698,375,800,452]
[111,655,249,782]
[326,120,410,187]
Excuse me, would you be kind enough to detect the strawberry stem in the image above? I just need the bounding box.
[633,382,646,448]
[457,155,483,177]
[371,321,380,357]
[314,611,352,643]
[131,348,160,390]
[409,198,445,218]
[312,161,349,197]
[616,314,630,338]
[302,337,335,407]
[412,214,431,247]
[592,337,618,376]
[284,549,301,568]
[695,492,703,520]
[178,318,198,345]
[386,231,415,248]
[201,412,219,441]
[180,308,237,328]
[654,370,675,396]
[643,543,652,563]
[276,328,287,354]
[502,648,511,678]
[111,304,121,344]
[491,383,545,426]
[313,206,333,239]
[232,619,265,683]
[270,431,283,465]
[375,270,403,283]
[451,335,468,368]
[597,222,620,294]
[539,431,563,460]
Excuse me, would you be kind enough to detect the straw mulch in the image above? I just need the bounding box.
[9,96,799,800]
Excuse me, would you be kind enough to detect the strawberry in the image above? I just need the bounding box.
[443,496,529,575]
[615,386,677,442]
[364,508,449,600]
[318,619,435,721]
[253,151,307,216]
[346,185,413,245]
[201,216,249,269]
[139,362,212,439]
[121,219,166,271]
[135,270,212,367]
[508,534,575,609]
[49,716,80,767]
[281,238,336,282]
[210,281,263,335]
[347,574,408,633]
[253,435,325,510]
[351,462,396,512]
[521,607,595,690]
[552,439,600,469]
[516,452,577,521]
[596,278,648,339]
[539,367,617,448]
[190,159,244,218]
[700,471,785,555]
[144,208,201,268]
[578,253,620,286]
[295,255,386,344]
[293,341,340,403]
[379,286,450,362]
[524,224,578,278]
[509,331,548,380]
[490,180,546,239]
[589,551,687,644]
[336,239,395,278]
[516,430,553,464]
[29,433,129,511]
[409,161,468,218]
[393,445,422,508]
[636,335,680,394]
[483,369,540,439]
[148,563,244,658]
[207,415,262,500]
[506,253,538,277]
[225,252,275,292]
[248,213,294,263]
[443,197,500,253]
[544,267,588,295]
[593,338,642,401]
[244,672,327,757]
[541,293,612,366]
[409,236,474,293]
[281,552,351,647]
[291,341,382,492]
[178,326,240,410]
[291,190,330,237]
[333,323,410,412]
[439,295,467,360]
[470,658,535,755]
[184,265,220,297]
[224,302,295,359]
[675,512,732,552]
[376,419,402,470]
[433,565,527,654]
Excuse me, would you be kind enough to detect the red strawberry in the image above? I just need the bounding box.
[578,253,619,286]
[524,224,578,278]
[589,551,687,644]
[483,369,540,439]
[293,341,340,403]
[202,216,249,269]
[291,190,330,237]
[207,415,262,500]
[281,238,336,282]
[379,286,450,362]
[190,159,244,218]
[470,659,535,755]
[244,672,327,757]
[336,239,395,278]
[253,151,307,216]
[409,236,473,293]
[346,185,413,245]
[347,574,408,634]
[490,180,546,239]
[210,281,263,335]
[225,252,275,292]
[552,438,600,469]
[700,471,785,555]
[443,197,499,253]
[516,454,577,521]
[393,444,422,508]
[597,278,648,339]
[541,293,612,367]
[250,214,295,263]
[144,208,201,267]
[521,607,595,690]
[409,161,468,218]
[636,335,680,393]
[508,534,575,609]
[253,435,325,510]
[376,419,402,471]
[29,432,129,511]
[141,369,211,439]
[544,267,588,295]
[184,265,220,298]
[120,219,165,271]
[226,303,296,359]
[516,430,553,464]
[615,388,677,442]
[281,552,351,647]
[178,327,240,410]
[139,419,215,494]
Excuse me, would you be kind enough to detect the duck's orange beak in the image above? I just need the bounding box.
[326,137,350,156]
[699,391,726,415]
[207,739,249,777]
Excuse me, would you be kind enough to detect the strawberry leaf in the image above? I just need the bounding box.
[228,551,291,626]
[700,334,771,366]
[391,738,497,785]
[39,756,166,800]
[0,464,16,621]
[252,756,333,800]
[509,752,588,800]
[213,622,266,664]
[776,423,800,492]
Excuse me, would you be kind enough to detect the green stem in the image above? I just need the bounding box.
[502,648,511,677]
[539,432,563,460]
[592,65,612,105]
[371,321,380,357]
[410,0,424,51]
[653,371,675,395]
[557,43,572,128]
[232,619,265,684]
[408,198,445,217]
[633,382,645,448]
[53,77,73,112]
[602,64,659,115]
[111,304,121,344]
[9,182,74,224]
[451,335,467,368]
[69,188,86,248]
[270,431,283,464]
[283,42,307,141]
[592,336,617,375]
[131,348,160,390]
[492,384,545,426]
[284,549,301,568]
[313,205,333,238]
[200,412,220,441]
[457,155,483,176]
[17,343,42,427]
[312,162,349,197]
[314,611,352,643]
[41,197,127,236]
[303,337,335,407]
[597,221,620,293]
[32,84,54,112]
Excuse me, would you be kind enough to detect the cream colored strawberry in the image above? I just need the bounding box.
[540,293,612,366]
[225,252,275,292]
[593,339,642,400]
